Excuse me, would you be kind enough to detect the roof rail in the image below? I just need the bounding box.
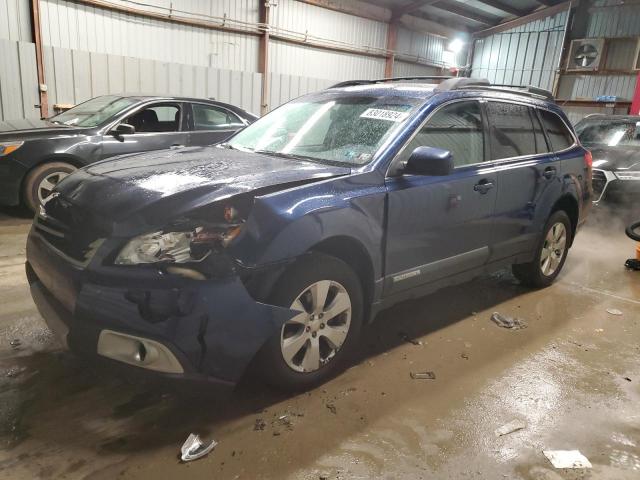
[434,77,490,92]
[457,83,555,101]
[328,77,555,101]
[329,76,454,89]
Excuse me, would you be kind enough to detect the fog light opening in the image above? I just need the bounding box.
[97,330,184,374]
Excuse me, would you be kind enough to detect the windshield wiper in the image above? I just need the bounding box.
[253,150,314,161]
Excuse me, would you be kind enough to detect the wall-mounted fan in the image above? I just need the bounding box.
[567,39,605,72]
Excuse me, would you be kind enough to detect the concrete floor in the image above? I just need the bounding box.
[0,204,639,480]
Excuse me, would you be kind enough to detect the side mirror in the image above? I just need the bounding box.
[111,123,135,136]
[404,146,453,176]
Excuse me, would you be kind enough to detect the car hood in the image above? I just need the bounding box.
[55,146,350,225]
[589,146,640,171]
[0,118,84,140]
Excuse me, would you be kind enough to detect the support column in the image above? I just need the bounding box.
[384,21,398,78]
[631,71,640,115]
[30,0,48,118]
[258,1,271,116]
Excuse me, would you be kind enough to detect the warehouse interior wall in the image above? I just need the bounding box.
[0,0,465,122]
[470,10,569,93]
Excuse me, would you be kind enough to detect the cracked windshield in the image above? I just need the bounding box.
[227,95,422,166]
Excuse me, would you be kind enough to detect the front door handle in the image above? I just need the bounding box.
[474,179,494,194]
[543,166,557,179]
[170,144,185,149]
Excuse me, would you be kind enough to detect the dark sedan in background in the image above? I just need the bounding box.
[0,95,258,211]
[575,114,640,204]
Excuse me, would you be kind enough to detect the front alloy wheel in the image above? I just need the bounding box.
[37,171,70,204]
[258,253,363,391]
[281,280,352,373]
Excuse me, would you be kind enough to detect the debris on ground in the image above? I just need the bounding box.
[460,353,469,360]
[9,339,21,349]
[253,418,266,431]
[606,308,623,316]
[180,433,217,462]
[325,402,337,414]
[595,328,604,333]
[398,332,422,345]
[5,366,27,378]
[490,312,527,330]
[495,419,526,437]
[410,371,436,380]
[543,450,592,469]
[624,377,632,382]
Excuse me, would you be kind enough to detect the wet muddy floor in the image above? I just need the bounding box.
[0,204,639,479]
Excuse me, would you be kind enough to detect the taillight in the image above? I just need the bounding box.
[584,150,593,169]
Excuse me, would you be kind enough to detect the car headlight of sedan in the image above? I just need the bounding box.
[115,206,244,265]
[0,141,24,157]
[614,170,640,180]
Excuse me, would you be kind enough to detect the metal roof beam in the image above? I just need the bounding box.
[474,0,528,17]
[429,1,499,26]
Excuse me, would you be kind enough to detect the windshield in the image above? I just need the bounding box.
[50,95,138,127]
[576,119,640,148]
[227,94,423,166]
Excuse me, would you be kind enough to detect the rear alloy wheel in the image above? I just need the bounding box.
[258,253,363,391]
[23,162,76,211]
[513,210,572,288]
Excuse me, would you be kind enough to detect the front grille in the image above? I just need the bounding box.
[34,195,108,264]
[592,169,607,195]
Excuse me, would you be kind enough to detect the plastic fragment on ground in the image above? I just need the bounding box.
[495,419,526,437]
[490,312,527,330]
[606,308,623,316]
[410,371,436,380]
[180,433,217,462]
[543,450,592,469]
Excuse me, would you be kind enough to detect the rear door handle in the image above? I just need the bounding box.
[543,166,557,179]
[170,144,184,149]
[473,180,494,194]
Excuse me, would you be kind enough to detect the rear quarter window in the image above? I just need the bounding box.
[539,109,574,152]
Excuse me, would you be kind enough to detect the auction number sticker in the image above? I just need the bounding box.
[360,108,408,122]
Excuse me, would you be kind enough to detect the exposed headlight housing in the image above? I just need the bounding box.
[0,141,24,157]
[614,170,640,180]
[115,220,244,265]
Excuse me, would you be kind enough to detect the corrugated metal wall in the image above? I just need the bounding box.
[269,39,385,81]
[39,0,260,72]
[471,9,569,91]
[0,0,31,42]
[393,61,441,77]
[41,45,262,114]
[1,0,462,121]
[0,39,39,121]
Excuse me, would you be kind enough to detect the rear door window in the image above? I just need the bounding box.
[487,102,536,160]
[192,104,244,131]
[539,109,574,152]
[401,100,485,167]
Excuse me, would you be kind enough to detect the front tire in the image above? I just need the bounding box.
[23,162,76,211]
[258,253,363,391]
[512,210,572,288]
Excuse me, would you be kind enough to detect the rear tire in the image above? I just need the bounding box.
[23,162,76,212]
[257,253,363,391]
[512,210,572,288]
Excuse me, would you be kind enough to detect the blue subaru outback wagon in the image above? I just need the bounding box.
[26,77,592,390]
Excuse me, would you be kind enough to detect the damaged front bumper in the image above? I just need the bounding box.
[26,229,296,388]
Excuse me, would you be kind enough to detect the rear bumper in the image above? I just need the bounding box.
[0,159,27,206]
[26,229,296,388]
